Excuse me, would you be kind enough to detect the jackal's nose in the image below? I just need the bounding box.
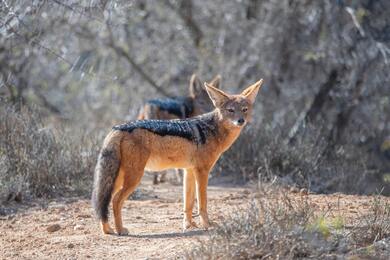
[237,118,245,125]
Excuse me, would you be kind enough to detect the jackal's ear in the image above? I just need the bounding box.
[208,74,221,89]
[189,74,204,97]
[241,79,264,104]
[204,82,229,107]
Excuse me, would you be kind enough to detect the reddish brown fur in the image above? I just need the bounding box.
[138,74,221,184]
[92,79,264,235]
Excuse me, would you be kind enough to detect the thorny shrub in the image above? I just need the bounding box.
[0,104,101,200]
[187,187,390,259]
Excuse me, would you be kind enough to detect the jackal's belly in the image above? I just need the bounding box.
[145,153,192,171]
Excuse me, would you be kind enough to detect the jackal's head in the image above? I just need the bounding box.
[204,79,263,128]
[190,74,221,116]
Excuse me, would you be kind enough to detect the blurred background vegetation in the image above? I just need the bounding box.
[1,0,389,200]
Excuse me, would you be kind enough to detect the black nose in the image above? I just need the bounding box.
[237,118,245,125]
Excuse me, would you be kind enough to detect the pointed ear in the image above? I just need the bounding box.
[208,74,221,89]
[189,74,204,96]
[241,79,264,104]
[204,82,230,107]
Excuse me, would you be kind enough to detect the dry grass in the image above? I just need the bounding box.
[215,123,390,195]
[187,186,390,259]
[187,187,321,259]
[215,124,324,190]
[350,195,390,247]
[0,104,101,200]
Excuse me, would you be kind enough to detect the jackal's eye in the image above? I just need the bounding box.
[227,108,235,113]
[242,107,248,113]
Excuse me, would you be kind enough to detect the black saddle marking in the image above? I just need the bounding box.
[147,97,193,118]
[113,112,218,145]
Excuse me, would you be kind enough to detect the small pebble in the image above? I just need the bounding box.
[300,188,309,195]
[74,224,84,231]
[46,224,61,233]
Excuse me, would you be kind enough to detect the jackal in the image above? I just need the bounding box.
[138,74,221,184]
[137,74,221,120]
[92,79,264,235]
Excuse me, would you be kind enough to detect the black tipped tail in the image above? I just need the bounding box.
[91,148,120,222]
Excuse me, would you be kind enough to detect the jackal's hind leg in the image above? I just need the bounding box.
[153,174,159,185]
[153,172,167,185]
[183,169,197,231]
[175,169,184,185]
[159,172,167,183]
[112,169,144,236]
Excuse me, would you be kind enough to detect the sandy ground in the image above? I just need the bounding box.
[1,176,389,259]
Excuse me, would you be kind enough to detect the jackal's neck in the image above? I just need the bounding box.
[208,110,243,153]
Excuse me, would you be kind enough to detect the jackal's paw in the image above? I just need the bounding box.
[117,227,129,236]
[101,223,115,235]
[183,220,198,231]
[200,218,210,230]
[102,226,115,235]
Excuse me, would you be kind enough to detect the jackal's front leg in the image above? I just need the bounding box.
[183,169,197,230]
[194,168,210,230]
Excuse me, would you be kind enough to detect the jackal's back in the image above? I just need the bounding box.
[113,112,218,145]
[145,97,193,119]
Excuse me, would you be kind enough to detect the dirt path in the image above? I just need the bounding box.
[0,176,251,260]
[1,177,388,259]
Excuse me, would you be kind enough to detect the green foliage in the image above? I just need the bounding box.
[307,216,345,239]
[303,51,325,62]
[308,216,331,238]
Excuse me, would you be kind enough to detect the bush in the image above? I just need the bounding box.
[0,104,101,199]
[214,122,390,195]
[187,187,390,259]
[187,187,329,259]
[350,195,390,247]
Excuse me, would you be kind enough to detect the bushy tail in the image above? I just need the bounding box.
[91,134,121,222]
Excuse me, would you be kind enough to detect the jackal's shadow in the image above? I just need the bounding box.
[122,229,207,239]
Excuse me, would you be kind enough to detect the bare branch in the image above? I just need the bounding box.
[345,7,365,37]
[287,69,341,144]
[33,88,62,115]
[164,1,203,48]
[106,24,171,97]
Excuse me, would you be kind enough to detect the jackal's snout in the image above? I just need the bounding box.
[236,118,245,126]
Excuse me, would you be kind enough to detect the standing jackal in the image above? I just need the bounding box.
[138,74,221,184]
[92,79,264,235]
[137,74,221,120]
